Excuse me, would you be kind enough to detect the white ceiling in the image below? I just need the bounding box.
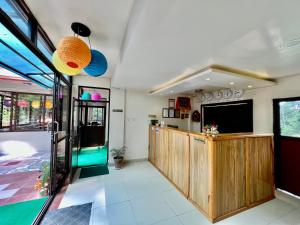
[25,0,135,77]
[25,0,300,91]
[150,68,276,96]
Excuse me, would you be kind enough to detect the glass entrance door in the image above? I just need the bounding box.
[51,76,70,191]
[273,97,300,197]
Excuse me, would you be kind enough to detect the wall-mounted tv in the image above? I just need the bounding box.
[201,100,253,133]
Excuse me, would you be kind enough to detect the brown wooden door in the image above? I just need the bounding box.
[273,98,300,197]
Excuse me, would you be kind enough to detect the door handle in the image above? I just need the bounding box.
[54,121,59,135]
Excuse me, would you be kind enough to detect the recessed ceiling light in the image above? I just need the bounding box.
[170,90,174,93]
[229,82,235,85]
[248,85,253,88]
[206,78,211,81]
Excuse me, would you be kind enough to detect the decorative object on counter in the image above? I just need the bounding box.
[52,22,108,76]
[84,50,108,77]
[162,108,169,118]
[202,124,211,135]
[210,125,219,137]
[80,91,91,100]
[202,124,219,137]
[168,98,175,108]
[185,113,189,118]
[110,146,126,169]
[91,92,102,101]
[191,110,201,122]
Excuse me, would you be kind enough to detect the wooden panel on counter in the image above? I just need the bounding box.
[148,126,274,223]
[148,126,156,164]
[168,129,190,196]
[154,128,169,174]
[189,134,210,215]
[215,139,247,218]
[247,137,274,205]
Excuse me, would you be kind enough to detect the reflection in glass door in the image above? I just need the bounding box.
[52,77,70,190]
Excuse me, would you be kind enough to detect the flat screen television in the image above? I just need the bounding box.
[201,100,253,133]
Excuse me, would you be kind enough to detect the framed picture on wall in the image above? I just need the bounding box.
[168,99,175,108]
[162,108,169,118]
[175,109,180,118]
[169,108,175,118]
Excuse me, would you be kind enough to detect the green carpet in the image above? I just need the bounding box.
[0,197,48,225]
[77,146,107,167]
[79,165,109,179]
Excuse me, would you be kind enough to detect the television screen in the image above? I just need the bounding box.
[201,100,253,133]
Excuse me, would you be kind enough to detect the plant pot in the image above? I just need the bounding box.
[113,156,124,169]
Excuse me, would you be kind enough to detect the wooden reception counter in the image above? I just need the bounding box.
[149,126,274,223]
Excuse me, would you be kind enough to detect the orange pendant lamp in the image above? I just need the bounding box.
[56,36,91,70]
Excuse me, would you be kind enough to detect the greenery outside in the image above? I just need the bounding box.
[280,101,300,138]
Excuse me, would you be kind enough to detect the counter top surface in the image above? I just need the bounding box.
[151,125,273,140]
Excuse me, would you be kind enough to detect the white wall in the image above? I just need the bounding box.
[108,88,125,162]
[124,90,189,160]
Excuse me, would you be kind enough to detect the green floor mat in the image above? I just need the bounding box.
[77,146,107,167]
[79,165,109,179]
[0,197,48,225]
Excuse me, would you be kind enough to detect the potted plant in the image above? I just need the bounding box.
[110,146,126,169]
[34,162,50,196]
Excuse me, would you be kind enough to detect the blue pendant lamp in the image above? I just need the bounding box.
[84,50,108,77]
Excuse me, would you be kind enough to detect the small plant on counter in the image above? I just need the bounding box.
[110,146,127,169]
[202,124,219,137]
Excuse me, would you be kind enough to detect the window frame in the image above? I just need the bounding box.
[0,0,71,86]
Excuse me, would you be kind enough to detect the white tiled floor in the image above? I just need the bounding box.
[59,161,300,225]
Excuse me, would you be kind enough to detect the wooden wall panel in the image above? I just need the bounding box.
[189,135,210,214]
[247,137,274,205]
[215,139,246,218]
[168,130,190,196]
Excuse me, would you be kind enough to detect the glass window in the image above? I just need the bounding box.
[280,101,300,138]
[37,32,53,61]
[0,91,53,132]
[0,0,30,37]
[0,94,12,129]
[0,23,54,88]
[57,80,70,139]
